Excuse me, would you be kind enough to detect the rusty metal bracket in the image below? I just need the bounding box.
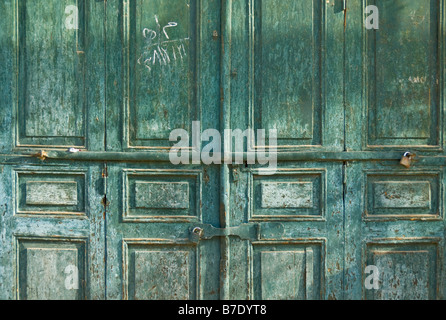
[32,150,48,161]
[189,222,284,243]
[232,166,240,182]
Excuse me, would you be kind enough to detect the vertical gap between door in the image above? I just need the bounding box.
[103,0,108,299]
[342,4,347,297]
[342,161,347,299]
[103,162,108,299]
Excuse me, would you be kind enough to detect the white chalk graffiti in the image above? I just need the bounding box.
[138,15,190,72]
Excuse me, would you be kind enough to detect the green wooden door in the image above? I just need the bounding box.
[0,0,106,299]
[103,0,223,299]
[102,0,345,300]
[344,0,446,299]
[1,0,445,300]
[218,0,345,299]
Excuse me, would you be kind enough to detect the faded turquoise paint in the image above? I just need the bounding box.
[225,0,345,300]
[104,0,223,300]
[344,0,446,300]
[0,0,106,300]
[0,0,445,300]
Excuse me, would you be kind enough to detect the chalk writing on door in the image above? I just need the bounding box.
[138,15,190,72]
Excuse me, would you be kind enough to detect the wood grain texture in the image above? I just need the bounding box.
[0,0,445,300]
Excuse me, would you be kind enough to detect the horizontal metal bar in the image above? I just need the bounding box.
[1,151,445,164]
[189,222,285,243]
[189,223,260,243]
[0,151,406,161]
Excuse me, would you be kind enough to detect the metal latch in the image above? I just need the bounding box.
[189,222,284,243]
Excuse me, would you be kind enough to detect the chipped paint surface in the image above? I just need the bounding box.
[0,0,445,300]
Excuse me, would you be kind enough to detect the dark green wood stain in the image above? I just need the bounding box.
[0,0,445,300]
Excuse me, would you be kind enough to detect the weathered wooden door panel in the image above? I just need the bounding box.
[104,0,222,300]
[221,0,346,300]
[1,0,445,301]
[345,0,446,300]
[126,0,196,148]
[226,163,344,300]
[228,0,344,152]
[366,0,441,147]
[105,163,222,300]
[105,0,221,152]
[0,0,105,152]
[346,0,444,151]
[0,162,105,299]
[345,162,445,300]
[0,0,106,300]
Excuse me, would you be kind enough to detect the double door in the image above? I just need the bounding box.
[0,0,444,300]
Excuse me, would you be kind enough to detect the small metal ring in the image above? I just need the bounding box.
[192,227,203,235]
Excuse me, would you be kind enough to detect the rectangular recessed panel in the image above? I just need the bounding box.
[133,250,189,300]
[253,0,322,146]
[374,251,429,300]
[17,0,86,147]
[260,182,313,208]
[252,170,325,220]
[18,239,86,300]
[134,181,189,209]
[26,181,78,206]
[123,170,201,222]
[126,0,198,148]
[16,171,86,215]
[365,172,440,218]
[373,181,431,209]
[367,0,440,146]
[253,243,322,300]
[124,242,197,300]
[365,243,438,300]
[261,251,306,300]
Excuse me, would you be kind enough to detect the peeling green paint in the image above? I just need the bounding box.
[0,0,445,300]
